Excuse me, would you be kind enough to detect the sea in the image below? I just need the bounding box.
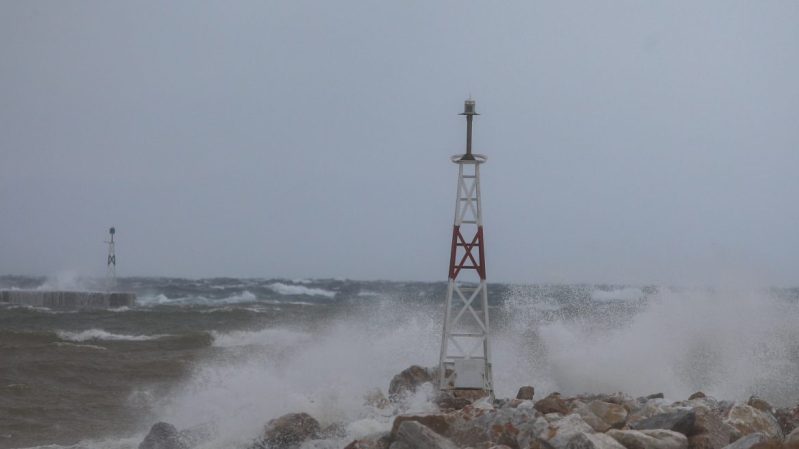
[1,275,798,449]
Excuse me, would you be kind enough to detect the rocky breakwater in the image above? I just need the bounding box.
[137,365,799,449]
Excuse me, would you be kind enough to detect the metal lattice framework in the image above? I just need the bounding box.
[106,227,116,288]
[438,100,493,398]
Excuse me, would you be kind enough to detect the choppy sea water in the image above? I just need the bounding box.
[1,275,798,449]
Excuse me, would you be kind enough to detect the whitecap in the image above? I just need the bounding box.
[268,282,335,298]
[57,329,167,342]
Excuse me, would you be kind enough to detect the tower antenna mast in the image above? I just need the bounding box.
[105,227,116,288]
[438,99,494,399]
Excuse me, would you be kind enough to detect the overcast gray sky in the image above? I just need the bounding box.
[1,1,797,285]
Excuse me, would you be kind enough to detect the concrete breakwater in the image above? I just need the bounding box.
[0,290,135,309]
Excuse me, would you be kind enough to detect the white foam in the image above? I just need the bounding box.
[140,286,799,449]
[155,303,439,448]
[57,329,166,342]
[268,283,336,298]
[497,286,799,403]
[591,286,644,302]
[137,291,258,306]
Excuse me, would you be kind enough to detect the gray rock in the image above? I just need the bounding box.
[588,401,628,429]
[388,442,412,449]
[572,402,612,433]
[388,365,435,400]
[786,428,799,444]
[262,412,321,449]
[632,410,697,436]
[566,433,627,449]
[719,433,767,449]
[394,421,459,449]
[535,393,570,415]
[746,397,773,414]
[139,422,188,449]
[518,414,595,449]
[517,387,535,400]
[627,401,678,427]
[607,429,688,449]
[724,404,783,440]
[688,406,739,449]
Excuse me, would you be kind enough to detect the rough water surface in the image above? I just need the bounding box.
[1,276,798,449]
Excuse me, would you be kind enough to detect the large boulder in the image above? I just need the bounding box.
[391,415,453,439]
[517,387,536,401]
[517,414,595,449]
[724,404,782,440]
[747,398,773,414]
[632,410,697,436]
[344,434,391,449]
[388,366,435,400]
[470,406,539,448]
[607,429,688,449]
[588,401,628,429]
[788,428,799,445]
[139,422,188,449]
[572,402,612,433]
[719,433,767,449]
[262,413,321,449]
[774,406,799,436]
[535,393,571,415]
[688,406,740,449]
[566,433,627,449]
[627,401,678,427]
[392,421,459,449]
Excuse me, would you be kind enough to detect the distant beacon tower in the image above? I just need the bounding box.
[438,99,493,399]
[105,227,116,288]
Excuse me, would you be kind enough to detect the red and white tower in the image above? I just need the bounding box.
[438,99,493,398]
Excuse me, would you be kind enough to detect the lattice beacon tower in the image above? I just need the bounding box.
[105,227,116,288]
[438,99,493,399]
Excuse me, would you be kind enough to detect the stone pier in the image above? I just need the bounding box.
[0,290,135,309]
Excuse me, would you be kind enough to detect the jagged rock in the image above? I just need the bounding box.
[535,393,570,415]
[648,394,666,400]
[690,393,707,401]
[724,404,783,440]
[389,365,435,400]
[518,387,535,400]
[747,397,773,414]
[572,402,612,433]
[774,407,799,435]
[588,401,628,429]
[719,433,767,449]
[788,428,799,444]
[632,410,696,436]
[608,429,688,449]
[393,421,459,449]
[749,442,799,449]
[139,422,188,449]
[567,433,627,449]
[627,401,677,427]
[517,414,595,449]
[391,415,453,439]
[262,413,321,449]
[688,406,739,449]
[344,435,390,449]
[471,406,539,448]
[438,395,473,411]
